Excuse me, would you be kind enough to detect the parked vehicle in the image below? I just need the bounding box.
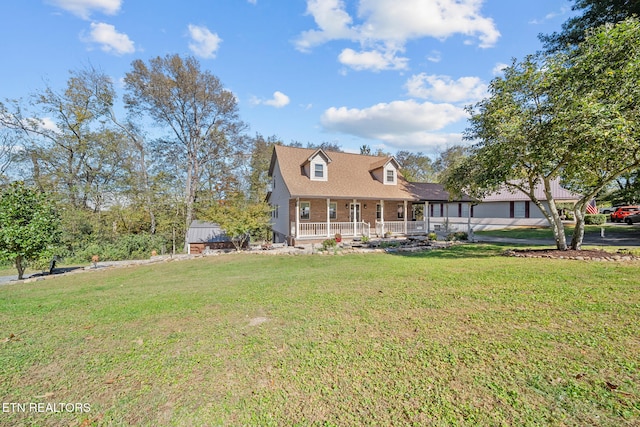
[624,212,640,224]
[599,206,619,215]
[610,206,640,222]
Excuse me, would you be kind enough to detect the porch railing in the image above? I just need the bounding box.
[295,222,371,238]
[375,221,428,236]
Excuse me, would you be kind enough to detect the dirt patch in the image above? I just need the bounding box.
[504,248,639,261]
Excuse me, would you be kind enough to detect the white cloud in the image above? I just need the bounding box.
[84,22,135,55]
[406,74,487,103]
[251,91,290,108]
[295,0,356,52]
[338,48,408,71]
[295,0,500,71]
[188,24,222,59]
[320,99,468,149]
[47,0,121,19]
[427,50,441,63]
[492,62,509,75]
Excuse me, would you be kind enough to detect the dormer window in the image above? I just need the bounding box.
[304,148,331,181]
[386,169,395,183]
[314,163,324,179]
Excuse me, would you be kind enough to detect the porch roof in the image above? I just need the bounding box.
[270,145,415,200]
[407,182,474,202]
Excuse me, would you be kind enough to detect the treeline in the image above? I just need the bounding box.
[0,55,464,262]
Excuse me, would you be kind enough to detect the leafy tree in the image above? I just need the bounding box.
[247,134,281,203]
[0,182,61,279]
[540,0,640,52]
[123,54,247,251]
[203,194,271,251]
[433,146,469,182]
[446,19,640,250]
[549,18,640,248]
[0,68,131,210]
[395,151,436,182]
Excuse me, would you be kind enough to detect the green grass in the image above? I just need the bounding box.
[476,224,638,240]
[1,245,639,426]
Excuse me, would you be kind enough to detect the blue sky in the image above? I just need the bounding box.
[1,0,574,155]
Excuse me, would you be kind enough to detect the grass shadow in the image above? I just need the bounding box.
[386,242,539,259]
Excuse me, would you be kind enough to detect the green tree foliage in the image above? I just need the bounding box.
[540,0,640,52]
[446,18,640,250]
[0,182,61,279]
[124,54,247,251]
[395,151,436,182]
[204,194,271,251]
[247,134,281,203]
[0,68,131,210]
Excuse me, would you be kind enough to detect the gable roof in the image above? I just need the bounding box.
[482,179,581,202]
[269,145,414,200]
[186,220,230,243]
[407,182,474,202]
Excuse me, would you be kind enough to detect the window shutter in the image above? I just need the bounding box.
[458,203,462,217]
[509,201,514,218]
[525,201,530,218]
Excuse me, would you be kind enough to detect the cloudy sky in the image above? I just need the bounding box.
[1,0,573,154]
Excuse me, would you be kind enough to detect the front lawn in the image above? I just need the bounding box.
[1,245,638,426]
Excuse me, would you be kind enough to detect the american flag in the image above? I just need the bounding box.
[586,199,598,214]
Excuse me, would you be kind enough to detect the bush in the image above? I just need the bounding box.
[321,238,337,251]
[61,233,168,263]
[584,214,607,225]
[427,232,437,241]
[446,232,468,241]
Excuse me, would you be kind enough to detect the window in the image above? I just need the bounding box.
[329,202,337,220]
[397,204,404,219]
[386,169,395,183]
[376,204,382,220]
[510,201,529,218]
[300,202,310,220]
[314,163,324,179]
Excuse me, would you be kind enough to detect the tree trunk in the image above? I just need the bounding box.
[16,255,25,280]
[537,178,568,250]
[571,208,585,250]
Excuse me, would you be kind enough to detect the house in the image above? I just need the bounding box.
[470,180,580,229]
[267,146,580,244]
[186,220,236,254]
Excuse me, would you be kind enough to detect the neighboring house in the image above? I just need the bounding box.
[267,146,580,244]
[186,220,236,254]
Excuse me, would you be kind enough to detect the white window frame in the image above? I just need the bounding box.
[300,201,310,220]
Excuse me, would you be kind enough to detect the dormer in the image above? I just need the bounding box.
[369,157,400,185]
[301,149,332,181]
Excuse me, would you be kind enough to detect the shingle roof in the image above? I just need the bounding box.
[186,220,230,243]
[407,182,474,202]
[482,179,580,202]
[269,145,415,200]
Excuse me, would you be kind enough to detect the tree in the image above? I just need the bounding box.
[549,18,640,249]
[0,182,61,279]
[247,134,281,203]
[0,68,131,210]
[540,0,640,52]
[203,194,271,251]
[395,151,436,182]
[445,19,640,250]
[123,54,246,251]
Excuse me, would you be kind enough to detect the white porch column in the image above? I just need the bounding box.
[403,200,408,234]
[295,198,300,240]
[326,198,331,238]
[425,201,430,233]
[380,199,385,235]
[353,198,357,236]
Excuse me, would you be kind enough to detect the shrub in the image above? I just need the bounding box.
[427,232,437,241]
[584,214,607,225]
[321,238,337,251]
[446,232,468,241]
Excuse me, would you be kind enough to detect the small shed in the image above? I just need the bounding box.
[186,221,236,254]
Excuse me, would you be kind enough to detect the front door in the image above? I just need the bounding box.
[350,203,361,222]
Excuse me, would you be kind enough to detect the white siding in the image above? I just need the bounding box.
[269,159,291,242]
